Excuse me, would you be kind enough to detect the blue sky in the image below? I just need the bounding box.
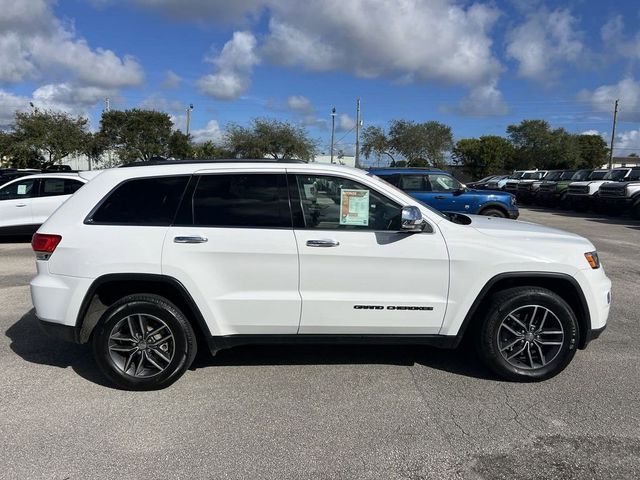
[1,0,640,161]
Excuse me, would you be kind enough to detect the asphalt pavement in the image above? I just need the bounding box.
[1,208,639,479]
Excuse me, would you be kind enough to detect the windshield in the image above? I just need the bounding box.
[509,172,525,179]
[629,169,640,181]
[604,169,628,180]
[589,171,608,180]
[367,173,449,220]
[569,170,588,181]
[544,171,562,181]
[521,172,541,180]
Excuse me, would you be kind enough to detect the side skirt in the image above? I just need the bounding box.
[207,334,458,356]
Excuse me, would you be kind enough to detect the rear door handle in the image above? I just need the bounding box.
[306,239,340,247]
[174,235,208,244]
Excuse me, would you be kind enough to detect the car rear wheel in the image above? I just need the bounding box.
[92,294,197,390]
[480,207,507,218]
[476,286,579,381]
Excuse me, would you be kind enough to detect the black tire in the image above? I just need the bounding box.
[476,286,579,382]
[92,294,197,390]
[480,207,507,218]
[632,202,640,220]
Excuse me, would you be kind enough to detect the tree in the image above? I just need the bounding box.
[361,120,454,168]
[10,109,88,168]
[361,126,395,164]
[452,136,514,179]
[192,141,231,159]
[100,109,173,163]
[82,132,109,170]
[168,131,193,159]
[576,134,609,169]
[224,118,317,160]
[389,120,453,168]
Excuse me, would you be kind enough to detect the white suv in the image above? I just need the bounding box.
[0,173,92,235]
[30,161,611,390]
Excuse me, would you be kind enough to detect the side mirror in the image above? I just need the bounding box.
[401,206,424,232]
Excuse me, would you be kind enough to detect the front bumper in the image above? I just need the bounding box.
[599,197,632,211]
[507,209,519,219]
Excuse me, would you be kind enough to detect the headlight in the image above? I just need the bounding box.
[584,251,600,269]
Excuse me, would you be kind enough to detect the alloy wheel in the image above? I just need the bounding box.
[108,314,175,378]
[497,305,565,370]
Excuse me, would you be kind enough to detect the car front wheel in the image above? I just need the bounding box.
[477,286,579,381]
[480,207,507,218]
[92,294,197,390]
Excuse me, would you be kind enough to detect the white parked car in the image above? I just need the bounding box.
[30,161,611,390]
[0,172,96,235]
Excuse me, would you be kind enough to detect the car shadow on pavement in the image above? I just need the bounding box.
[193,343,499,381]
[6,309,111,388]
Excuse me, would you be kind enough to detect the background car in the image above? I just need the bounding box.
[369,168,518,218]
[0,172,94,235]
[0,168,41,186]
[516,170,570,204]
[504,170,547,195]
[466,174,507,190]
[486,170,531,191]
[566,169,610,211]
[537,169,591,207]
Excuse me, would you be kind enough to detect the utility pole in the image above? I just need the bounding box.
[186,103,194,136]
[330,107,336,164]
[609,99,619,169]
[355,98,361,167]
[103,97,111,170]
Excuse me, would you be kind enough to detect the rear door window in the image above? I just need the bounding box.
[88,176,189,225]
[189,174,291,228]
[40,178,84,197]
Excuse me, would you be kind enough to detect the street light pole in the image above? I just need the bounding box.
[330,107,336,164]
[186,103,194,136]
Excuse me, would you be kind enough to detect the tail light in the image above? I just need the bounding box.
[31,233,62,260]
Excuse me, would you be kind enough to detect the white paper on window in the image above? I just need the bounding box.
[339,189,369,226]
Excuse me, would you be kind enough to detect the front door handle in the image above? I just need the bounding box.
[15,203,27,207]
[174,235,208,244]
[434,196,446,200]
[306,239,340,247]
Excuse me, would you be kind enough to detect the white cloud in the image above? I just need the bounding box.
[162,70,182,89]
[581,130,602,136]
[338,113,356,132]
[263,1,502,88]
[0,90,30,128]
[615,130,640,156]
[197,31,259,100]
[452,81,508,116]
[0,0,143,88]
[506,9,584,83]
[190,120,224,143]
[286,95,314,115]
[601,16,640,61]
[139,94,184,113]
[578,77,640,122]
[128,0,263,23]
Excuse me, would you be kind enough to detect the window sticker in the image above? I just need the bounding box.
[17,185,27,195]
[340,189,369,226]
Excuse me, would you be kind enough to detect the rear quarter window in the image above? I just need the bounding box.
[87,176,189,226]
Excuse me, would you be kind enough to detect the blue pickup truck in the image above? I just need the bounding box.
[369,168,519,219]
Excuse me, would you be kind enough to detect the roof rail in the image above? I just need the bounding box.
[119,158,308,168]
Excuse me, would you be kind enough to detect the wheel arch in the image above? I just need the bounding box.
[76,273,211,346]
[455,272,591,350]
[477,202,510,216]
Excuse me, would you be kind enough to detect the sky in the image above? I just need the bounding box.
[1,0,640,162]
